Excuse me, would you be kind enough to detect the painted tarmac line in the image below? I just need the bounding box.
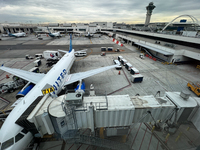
[131,123,142,148]
[147,133,153,150]
[139,127,148,150]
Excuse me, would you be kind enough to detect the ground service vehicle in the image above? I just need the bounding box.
[113,60,122,70]
[101,47,107,51]
[107,47,113,51]
[187,82,200,97]
[115,48,120,52]
[0,80,25,94]
[118,56,123,61]
[35,54,43,59]
[131,74,144,83]
[43,50,62,60]
[101,52,106,56]
[125,63,133,71]
[130,68,139,75]
[75,51,87,57]
[121,59,127,66]
[25,55,33,59]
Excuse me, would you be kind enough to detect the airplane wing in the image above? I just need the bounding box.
[63,65,118,86]
[0,66,45,84]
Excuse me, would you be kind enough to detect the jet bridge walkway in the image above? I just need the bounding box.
[27,91,200,149]
[16,96,43,135]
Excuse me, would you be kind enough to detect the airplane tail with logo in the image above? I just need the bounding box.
[47,27,51,34]
[6,29,12,36]
[58,34,73,54]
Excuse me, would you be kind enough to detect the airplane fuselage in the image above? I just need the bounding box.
[8,32,26,37]
[48,32,60,38]
[0,50,75,150]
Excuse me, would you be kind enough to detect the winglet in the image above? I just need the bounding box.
[69,34,72,53]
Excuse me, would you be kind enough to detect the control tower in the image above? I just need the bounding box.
[144,2,156,27]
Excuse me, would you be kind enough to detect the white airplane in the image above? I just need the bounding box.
[0,34,117,150]
[6,29,26,38]
[47,27,61,38]
[73,31,95,38]
[85,32,93,38]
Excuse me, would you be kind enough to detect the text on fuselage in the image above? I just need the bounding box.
[53,69,67,94]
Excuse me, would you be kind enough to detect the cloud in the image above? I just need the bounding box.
[0,0,199,24]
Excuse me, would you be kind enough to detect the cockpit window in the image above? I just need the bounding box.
[1,137,14,149]
[21,128,28,134]
[15,133,24,143]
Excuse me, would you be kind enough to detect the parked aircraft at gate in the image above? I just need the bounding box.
[6,29,26,38]
[85,32,93,38]
[0,34,117,150]
[47,27,61,38]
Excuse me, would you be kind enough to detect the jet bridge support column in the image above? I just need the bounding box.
[89,103,95,133]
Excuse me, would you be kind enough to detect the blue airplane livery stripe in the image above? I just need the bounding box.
[52,69,67,94]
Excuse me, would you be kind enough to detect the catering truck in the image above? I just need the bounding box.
[43,50,62,61]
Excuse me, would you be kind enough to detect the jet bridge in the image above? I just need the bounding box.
[26,90,200,148]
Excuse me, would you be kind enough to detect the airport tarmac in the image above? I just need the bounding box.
[0,35,200,150]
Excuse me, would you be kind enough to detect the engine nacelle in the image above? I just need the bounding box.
[75,80,85,94]
[16,83,34,99]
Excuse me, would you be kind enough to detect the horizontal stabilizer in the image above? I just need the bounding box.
[58,49,68,53]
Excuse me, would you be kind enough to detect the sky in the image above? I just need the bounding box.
[0,0,199,24]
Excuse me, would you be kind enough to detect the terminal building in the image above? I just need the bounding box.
[1,19,200,65]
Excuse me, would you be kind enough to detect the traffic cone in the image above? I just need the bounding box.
[118,71,120,75]
[6,75,9,78]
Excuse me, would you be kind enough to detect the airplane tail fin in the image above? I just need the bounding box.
[69,34,72,53]
[6,29,11,35]
[47,27,51,34]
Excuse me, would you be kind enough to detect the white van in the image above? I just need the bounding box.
[130,67,139,75]
[121,59,128,66]
[113,60,122,70]
[35,53,43,59]
[75,51,87,57]
[43,50,62,60]
[118,56,123,62]
[125,63,133,71]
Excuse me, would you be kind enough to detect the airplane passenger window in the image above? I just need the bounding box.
[21,128,28,134]
[1,137,14,149]
[15,133,24,143]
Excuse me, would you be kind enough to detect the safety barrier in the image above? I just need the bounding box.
[145,54,157,61]
[112,38,123,46]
